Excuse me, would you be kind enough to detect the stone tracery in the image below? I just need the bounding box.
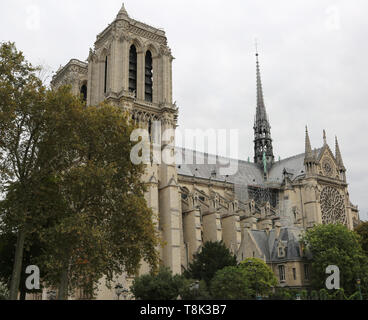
[320,186,347,225]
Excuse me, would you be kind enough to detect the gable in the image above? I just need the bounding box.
[317,145,339,179]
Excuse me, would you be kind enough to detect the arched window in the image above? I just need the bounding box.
[145,50,153,102]
[104,56,108,94]
[80,84,87,102]
[129,45,137,94]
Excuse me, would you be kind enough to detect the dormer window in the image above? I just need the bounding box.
[277,242,286,258]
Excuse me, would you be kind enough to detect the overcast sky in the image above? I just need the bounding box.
[1,0,367,220]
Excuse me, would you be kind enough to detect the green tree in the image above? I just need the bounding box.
[0,42,159,299]
[131,267,185,300]
[301,224,368,297]
[32,98,159,299]
[210,266,253,300]
[209,258,277,300]
[184,241,237,286]
[355,221,368,256]
[0,42,48,299]
[239,258,278,298]
[0,232,43,300]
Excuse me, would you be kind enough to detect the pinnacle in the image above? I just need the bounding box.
[335,136,345,169]
[117,3,129,19]
[305,126,312,155]
[304,126,315,163]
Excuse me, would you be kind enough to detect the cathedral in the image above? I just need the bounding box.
[50,4,360,299]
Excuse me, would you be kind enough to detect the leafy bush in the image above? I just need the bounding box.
[130,267,185,300]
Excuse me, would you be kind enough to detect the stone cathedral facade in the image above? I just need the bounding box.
[51,5,360,299]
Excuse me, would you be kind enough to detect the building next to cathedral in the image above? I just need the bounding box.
[50,4,360,299]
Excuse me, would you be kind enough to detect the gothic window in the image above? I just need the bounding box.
[304,264,310,280]
[320,186,347,225]
[129,45,137,94]
[293,268,297,280]
[248,186,279,208]
[104,56,108,94]
[278,265,286,282]
[145,50,153,102]
[322,157,334,177]
[80,84,87,102]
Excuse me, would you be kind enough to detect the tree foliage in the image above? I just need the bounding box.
[184,241,237,286]
[210,258,277,300]
[355,221,368,256]
[130,267,185,300]
[301,223,368,297]
[210,266,253,300]
[238,258,278,298]
[0,42,159,299]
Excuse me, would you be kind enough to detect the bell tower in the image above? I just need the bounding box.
[85,4,181,274]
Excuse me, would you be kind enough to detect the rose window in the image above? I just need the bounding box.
[320,186,346,225]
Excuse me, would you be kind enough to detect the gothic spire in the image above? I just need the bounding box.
[304,126,315,166]
[253,49,274,170]
[323,129,327,145]
[335,136,345,169]
[305,126,312,155]
[117,3,129,19]
[256,52,267,123]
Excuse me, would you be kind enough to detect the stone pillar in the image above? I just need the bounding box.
[303,181,320,228]
[87,55,93,106]
[143,164,162,267]
[152,55,160,104]
[222,214,241,253]
[202,212,222,243]
[183,208,202,264]
[121,38,130,93]
[110,39,118,93]
[137,50,145,100]
[161,53,172,103]
[158,117,182,274]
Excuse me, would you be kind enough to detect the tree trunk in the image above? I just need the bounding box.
[20,289,26,300]
[9,228,26,300]
[58,268,69,300]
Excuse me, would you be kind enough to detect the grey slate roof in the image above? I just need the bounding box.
[251,227,308,262]
[268,153,306,183]
[176,148,263,184]
[176,148,265,203]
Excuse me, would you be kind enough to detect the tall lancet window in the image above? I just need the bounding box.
[129,45,137,95]
[145,50,153,102]
[104,56,108,94]
[80,84,87,102]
